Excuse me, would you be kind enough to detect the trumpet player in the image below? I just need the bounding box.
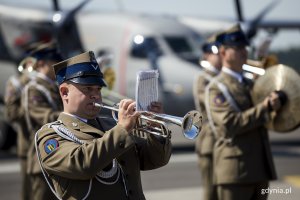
[34,51,172,200]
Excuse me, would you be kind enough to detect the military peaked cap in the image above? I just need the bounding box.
[29,41,63,62]
[53,51,107,86]
[216,24,249,47]
[201,31,224,54]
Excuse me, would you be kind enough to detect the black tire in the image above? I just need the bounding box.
[0,120,17,150]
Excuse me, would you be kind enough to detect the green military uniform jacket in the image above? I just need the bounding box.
[36,113,172,200]
[206,71,276,185]
[22,73,63,174]
[4,72,32,157]
[194,69,218,156]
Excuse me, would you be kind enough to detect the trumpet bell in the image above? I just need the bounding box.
[182,111,202,139]
[150,110,202,140]
[94,102,202,139]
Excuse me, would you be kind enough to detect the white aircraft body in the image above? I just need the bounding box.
[77,13,202,115]
[0,1,205,148]
[1,0,299,148]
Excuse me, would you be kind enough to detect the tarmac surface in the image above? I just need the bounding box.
[0,127,299,200]
[142,128,300,200]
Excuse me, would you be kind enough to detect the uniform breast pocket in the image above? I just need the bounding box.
[235,91,252,109]
[215,145,245,179]
[220,145,243,159]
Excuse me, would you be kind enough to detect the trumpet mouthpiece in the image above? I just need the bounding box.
[93,102,102,108]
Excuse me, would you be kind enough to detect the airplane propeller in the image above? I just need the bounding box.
[234,0,244,22]
[52,0,60,12]
[234,0,281,40]
[50,0,91,57]
[52,0,91,28]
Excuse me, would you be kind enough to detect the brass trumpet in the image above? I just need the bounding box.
[94,102,202,140]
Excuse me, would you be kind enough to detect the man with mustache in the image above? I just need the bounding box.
[34,51,172,200]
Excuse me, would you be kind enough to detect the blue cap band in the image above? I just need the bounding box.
[56,62,105,86]
[32,48,62,61]
[218,31,249,47]
[202,41,220,54]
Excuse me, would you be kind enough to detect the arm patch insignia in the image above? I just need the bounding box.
[44,139,59,154]
[213,94,226,106]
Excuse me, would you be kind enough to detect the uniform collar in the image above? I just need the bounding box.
[62,112,87,123]
[58,112,104,138]
[222,67,243,83]
[200,60,220,75]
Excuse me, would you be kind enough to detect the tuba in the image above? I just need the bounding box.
[94,103,202,140]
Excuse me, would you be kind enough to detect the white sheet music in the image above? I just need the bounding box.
[136,70,159,111]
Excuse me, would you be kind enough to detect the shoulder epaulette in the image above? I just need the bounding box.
[46,120,63,128]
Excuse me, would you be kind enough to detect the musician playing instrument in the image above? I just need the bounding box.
[34,51,172,200]
[205,24,286,200]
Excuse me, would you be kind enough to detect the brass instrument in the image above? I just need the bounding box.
[94,103,202,140]
[252,64,300,132]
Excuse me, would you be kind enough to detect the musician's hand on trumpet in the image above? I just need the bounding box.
[147,101,164,114]
[117,99,141,133]
[93,101,202,140]
[144,101,165,129]
[118,100,164,132]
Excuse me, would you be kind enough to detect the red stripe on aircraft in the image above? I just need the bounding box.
[119,20,136,95]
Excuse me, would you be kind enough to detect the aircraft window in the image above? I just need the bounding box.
[164,36,193,54]
[131,37,162,59]
[165,36,202,65]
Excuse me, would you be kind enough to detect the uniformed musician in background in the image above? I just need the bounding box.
[194,32,222,200]
[205,24,286,200]
[4,55,37,200]
[34,51,172,200]
[22,41,63,200]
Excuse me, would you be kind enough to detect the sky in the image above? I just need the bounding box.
[1,0,300,50]
[99,0,300,51]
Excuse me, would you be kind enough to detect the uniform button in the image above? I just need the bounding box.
[119,142,125,148]
[129,190,133,195]
[125,174,129,178]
